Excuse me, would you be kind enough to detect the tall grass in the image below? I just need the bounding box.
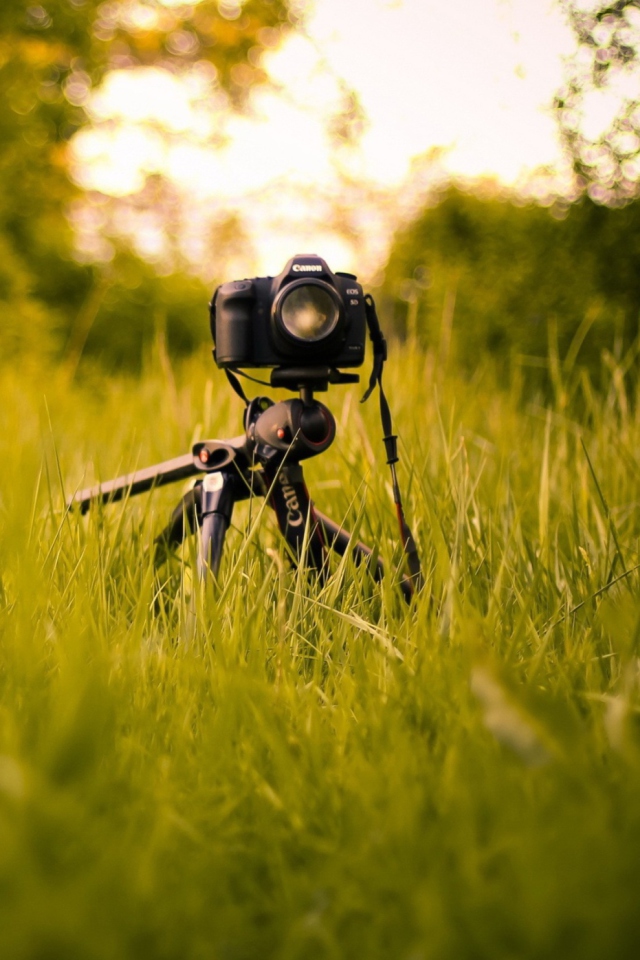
[1,340,640,959]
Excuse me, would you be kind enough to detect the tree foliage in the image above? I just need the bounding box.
[382,186,640,376]
[556,1,640,202]
[0,0,299,365]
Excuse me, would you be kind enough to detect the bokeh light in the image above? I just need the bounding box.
[67,0,578,282]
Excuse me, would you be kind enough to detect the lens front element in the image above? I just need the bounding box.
[279,284,340,342]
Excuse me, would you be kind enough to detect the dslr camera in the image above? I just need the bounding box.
[210,254,367,373]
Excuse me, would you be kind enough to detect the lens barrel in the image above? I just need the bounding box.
[273,280,342,346]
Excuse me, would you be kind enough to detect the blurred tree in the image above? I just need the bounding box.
[0,0,300,365]
[382,186,640,377]
[556,1,640,202]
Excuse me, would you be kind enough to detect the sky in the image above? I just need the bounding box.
[70,0,578,279]
[298,0,574,185]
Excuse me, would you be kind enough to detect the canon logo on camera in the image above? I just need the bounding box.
[292,264,322,272]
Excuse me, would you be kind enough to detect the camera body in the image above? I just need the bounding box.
[210,254,367,370]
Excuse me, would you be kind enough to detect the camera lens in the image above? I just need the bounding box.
[279,284,340,342]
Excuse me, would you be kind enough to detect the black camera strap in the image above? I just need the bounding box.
[362,294,423,595]
[225,369,250,406]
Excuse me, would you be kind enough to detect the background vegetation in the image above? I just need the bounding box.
[381,187,640,377]
[3,1,640,377]
[0,0,297,366]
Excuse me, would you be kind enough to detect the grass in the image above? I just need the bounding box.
[2,341,640,959]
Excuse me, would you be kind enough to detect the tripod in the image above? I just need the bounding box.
[69,369,418,602]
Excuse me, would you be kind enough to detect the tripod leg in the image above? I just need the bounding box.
[154,485,202,562]
[264,462,326,573]
[314,508,415,604]
[198,470,238,579]
[314,509,383,578]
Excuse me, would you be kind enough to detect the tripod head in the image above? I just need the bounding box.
[245,390,335,465]
[69,384,337,515]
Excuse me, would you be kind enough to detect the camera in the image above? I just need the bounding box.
[73,253,421,599]
[210,254,367,371]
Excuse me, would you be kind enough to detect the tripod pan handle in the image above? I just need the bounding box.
[68,454,201,513]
